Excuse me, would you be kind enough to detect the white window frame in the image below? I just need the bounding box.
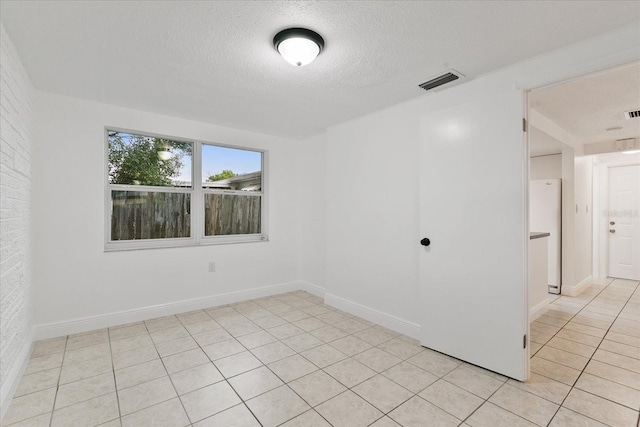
[104,127,268,251]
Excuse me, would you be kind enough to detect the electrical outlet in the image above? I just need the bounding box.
[208,262,216,273]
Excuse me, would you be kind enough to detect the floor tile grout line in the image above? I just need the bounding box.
[532,280,614,353]
[46,334,68,427]
[152,305,240,424]
[501,279,635,426]
[160,302,272,425]
[543,278,640,426]
[586,353,640,378]
[41,294,440,426]
[112,321,155,422]
[14,288,637,427]
[158,341,200,425]
[173,304,255,425]
[44,335,69,427]
[532,347,592,371]
[235,296,332,425]
[240,400,265,427]
[175,293,338,424]
[493,382,561,427]
[106,330,122,427]
[202,297,413,424]
[459,380,531,427]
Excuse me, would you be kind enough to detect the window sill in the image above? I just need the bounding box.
[104,235,269,252]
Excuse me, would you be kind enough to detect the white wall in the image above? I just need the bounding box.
[0,25,35,418]
[574,156,593,285]
[530,154,562,180]
[530,152,593,295]
[561,148,576,292]
[307,23,640,333]
[297,133,327,294]
[325,102,420,325]
[33,92,302,335]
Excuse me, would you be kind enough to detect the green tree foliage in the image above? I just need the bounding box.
[208,169,236,182]
[108,132,191,186]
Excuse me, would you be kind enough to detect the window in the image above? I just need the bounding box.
[105,128,266,250]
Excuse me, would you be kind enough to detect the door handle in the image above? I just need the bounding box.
[420,238,431,246]
[610,221,615,225]
[609,229,616,233]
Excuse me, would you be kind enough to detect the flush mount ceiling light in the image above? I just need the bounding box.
[273,28,324,67]
[157,142,172,160]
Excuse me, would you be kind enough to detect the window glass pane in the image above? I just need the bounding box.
[204,194,261,236]
[111,191,191,240]
[202,145,262,191]
[108,130,192,187]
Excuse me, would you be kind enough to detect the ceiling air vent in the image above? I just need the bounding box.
[419,69,464,92]
[624,109,640,119]
[615,138,638,151]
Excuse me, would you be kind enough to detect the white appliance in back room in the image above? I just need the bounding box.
[530,179,562,294]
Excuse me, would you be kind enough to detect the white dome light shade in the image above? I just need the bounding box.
[278,38,320,67]
[273,28,324,67]
[158,149,172,160]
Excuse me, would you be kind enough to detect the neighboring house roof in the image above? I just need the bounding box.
[202,171,262,191]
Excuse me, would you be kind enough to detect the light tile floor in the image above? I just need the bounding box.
[3,278,639,426]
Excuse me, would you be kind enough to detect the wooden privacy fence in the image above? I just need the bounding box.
[204,193,261,236]
[111,191,261,240]
[111,191,191,240]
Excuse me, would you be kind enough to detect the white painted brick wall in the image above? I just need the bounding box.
[0,24,34,394]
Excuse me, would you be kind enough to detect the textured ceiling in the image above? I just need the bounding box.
[531,62,640,145]
[2,1,640,139]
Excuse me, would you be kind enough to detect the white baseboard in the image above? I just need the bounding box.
[1,332,33,422]
[34,281,303,340]
[298,281,326,298]
[324,293,420,340]
[562,276,592,297]
[529,299,549,322]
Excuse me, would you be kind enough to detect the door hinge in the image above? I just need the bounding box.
[522,118,527,132]
[523,334,527,349]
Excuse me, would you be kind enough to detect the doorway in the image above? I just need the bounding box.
[593,156,640,280]
[527,61,640,301]
[608,165,640,280]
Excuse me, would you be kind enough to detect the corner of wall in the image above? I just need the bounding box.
[562,276,592,297]
[296,132,328,290]
[0,24,36,422]
[324,293,420,340]
[529,300,549,321]
[0,332,33,421]
[298,280,326,298]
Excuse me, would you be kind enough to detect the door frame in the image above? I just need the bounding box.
[520,63,639,377]
[414,25,637,381]
[593,158,640,279]
[525,63,640,285]
[593,161,640,279]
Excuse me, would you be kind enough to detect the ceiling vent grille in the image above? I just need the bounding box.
[615,138,637,151]
[419,69,464,92]
[624,109,640,119]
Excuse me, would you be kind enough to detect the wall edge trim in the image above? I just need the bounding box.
[562,276,592,297]
[0,331,34,423]
[298,281,326,298]
[529,299,550,322]
[324,292,420,339]
[33,281,304,340]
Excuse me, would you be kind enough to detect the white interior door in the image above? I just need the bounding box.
[419,89,528,380]
[608,165,640,280]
